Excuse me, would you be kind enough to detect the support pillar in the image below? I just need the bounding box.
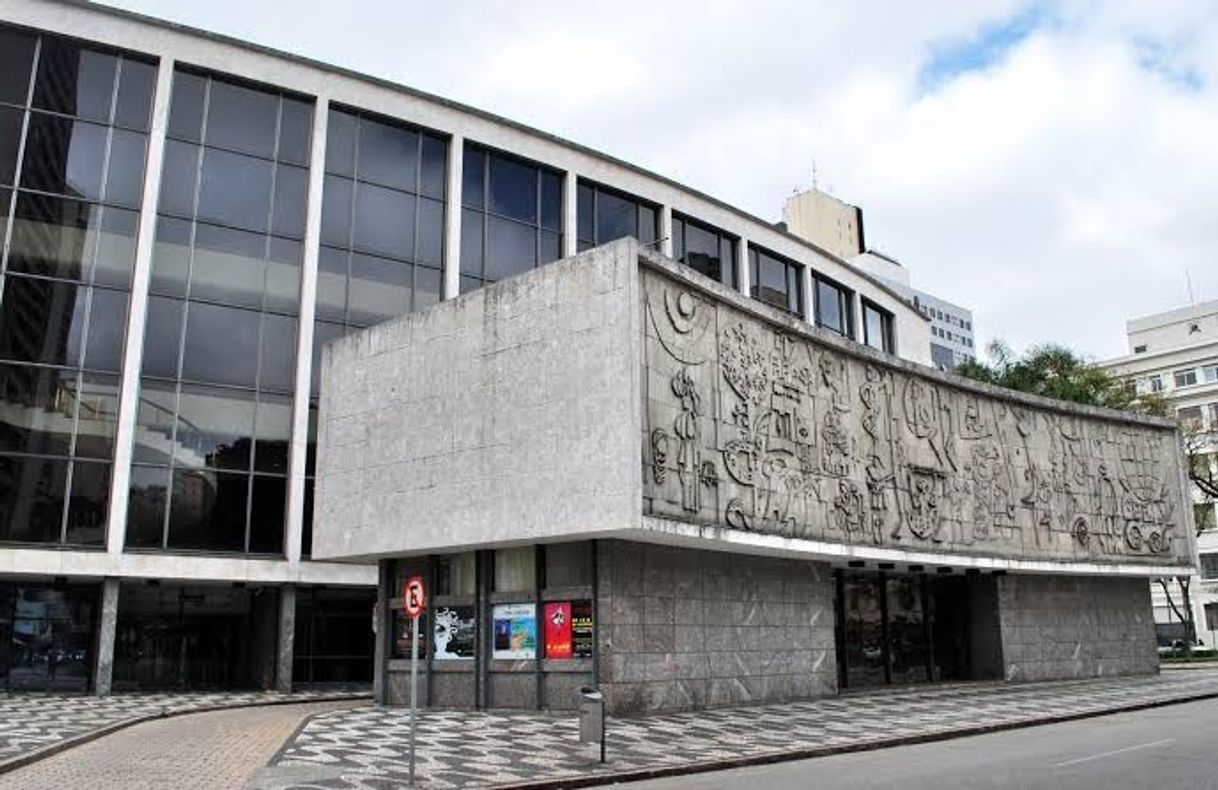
[93,577,119,696]
[374,560,392,704]
[277,585,297,693]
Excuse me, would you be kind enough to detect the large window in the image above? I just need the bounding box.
[302,110,448,557]
[459,144,562,292]
[128,69,311,555]
[861,300,893,353]
[748,245,802,316]
[576,180,656,251]
[671,213,735,287]
[0,28,154,546]
[813,274,854,338]
[1174,368,1198,388]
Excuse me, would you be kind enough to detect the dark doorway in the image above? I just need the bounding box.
[113,583,279,690]
[0,582,97,692]
[293,586,375,686]
[837,570,999,689]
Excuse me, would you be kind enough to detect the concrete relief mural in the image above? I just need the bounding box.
[641,271,1188,566]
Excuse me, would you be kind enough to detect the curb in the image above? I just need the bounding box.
[492,689,1218,789]
[0,693,371,776]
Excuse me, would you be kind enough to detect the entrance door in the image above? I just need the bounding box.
[837,570,977,689]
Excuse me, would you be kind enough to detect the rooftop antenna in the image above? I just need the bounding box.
[811,159,819,191]
[1186,269,1196,305]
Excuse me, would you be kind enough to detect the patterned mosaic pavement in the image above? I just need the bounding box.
[0,685,370,768]
[255,670,1218,789]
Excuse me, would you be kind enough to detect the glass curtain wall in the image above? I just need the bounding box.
[0,27,154,546]
[304,108,447,555]
[671,213,736,287]
[459,144,562,293]
[127,69,312,555]
[575,180,656,251]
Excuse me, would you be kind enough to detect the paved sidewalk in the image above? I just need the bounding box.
[0,700,359,790]
[0,685,370,770]
[256,670,1218,789]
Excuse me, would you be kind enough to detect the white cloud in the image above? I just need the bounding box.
[99,0,1218,359]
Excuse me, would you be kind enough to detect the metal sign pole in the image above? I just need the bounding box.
[409,612,419,785]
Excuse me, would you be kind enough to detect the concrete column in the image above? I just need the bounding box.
[801,266,815,327]
[853,293,866,342]
[93,577,120,696]
[276,585,297,693]
[104,57,174,555]
[736,237,752,297]
[562,171,578,257]
[285,97,329,564]
[373,560,391,704]
[442,133,464,300]
[660,205,674,258]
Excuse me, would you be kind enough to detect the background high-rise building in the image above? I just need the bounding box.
[781,188,975,370]
[1101,300,1218,649]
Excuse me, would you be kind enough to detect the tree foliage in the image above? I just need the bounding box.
[956,340,1170,416]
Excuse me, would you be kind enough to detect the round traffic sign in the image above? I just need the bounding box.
[403,576,426,618]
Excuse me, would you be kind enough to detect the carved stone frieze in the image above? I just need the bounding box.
[641,271,1189,566]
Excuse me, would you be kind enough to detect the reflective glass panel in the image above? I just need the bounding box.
[166,467,247,552]
[253,395,291,473]
[0,276,86,368]
[272,163,307,239]
[461,148,484,208]
[347,255,410,326]
[197,148,271,233]
[320,175,353,248]
[540,171,562,232]
[167,71,205,142]
[204,79,277,159]
[93,206,138,288]
[0,106,24,186]
[132,378,176,464]
[174,385,254,470]
[277,98,312,166]
[64,459,108,544]
[158,139,200,218]
[0,28,36,106]
[415,266,441,311]
[126,464,168,546]
[189,223,265,309]
[420,135,446,199]
[488,155,536,222]
[257,313,297,393]
[314,247,348,323]
[103,129,147,207]
[817,279,845,334]
[150,216,191,297]
[265,237,301,314]
[417,197,443,267]
[33,41,115,123]
[114,59,155,131]
[140,296,183,378]
[180,302,260,387]
[325,110,357,177]
[357,117,417,192]
[486,216,536,281]
[595,189,635,244]
[81,287,127,372]
[0,363,76,456]
[0,454,67,542]
[352,183,414,260]
[21,114,107,201]
[248,475,285,554]
[6,192,99,281]
[72,372,119,459]
[459,207,482,276]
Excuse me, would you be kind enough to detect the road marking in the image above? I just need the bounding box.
[1053,738,1175,768]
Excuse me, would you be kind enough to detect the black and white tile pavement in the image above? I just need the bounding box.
[0,685,370,766]
[257,671,1218,789]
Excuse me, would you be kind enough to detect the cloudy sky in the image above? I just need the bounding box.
[101,0,1218,360]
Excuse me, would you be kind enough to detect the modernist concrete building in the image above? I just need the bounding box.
[782,188,976,370]
[1101,301,1218,648]
[318,239,1195,714]
[0,0,932,694]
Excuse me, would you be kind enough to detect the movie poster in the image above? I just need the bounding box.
[572,600,594,658]
[433,606,475,659]
[544,601,572,659]
[491,603,536,659]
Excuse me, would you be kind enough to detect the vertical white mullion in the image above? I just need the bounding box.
[736,237,751,298]
[852,293,865,342]
[285,96,329,565]
[442,132,463,300]
[104,57,174,557]
[562,171,577,257]
[801,267,815,326]
[659,206,673,258]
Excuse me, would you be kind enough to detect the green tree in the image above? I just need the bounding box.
[956,340,1169,416]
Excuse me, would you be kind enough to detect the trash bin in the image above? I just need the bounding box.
[577,686,604,745]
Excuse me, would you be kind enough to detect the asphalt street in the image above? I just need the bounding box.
[620,697,1218,789]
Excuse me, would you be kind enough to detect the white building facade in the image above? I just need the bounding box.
[1101,300,1218,648]
[0,0,931,694]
